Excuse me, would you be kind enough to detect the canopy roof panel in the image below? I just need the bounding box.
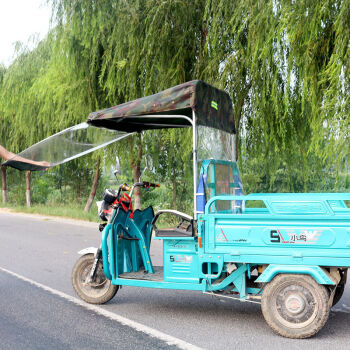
[88,80,235,133]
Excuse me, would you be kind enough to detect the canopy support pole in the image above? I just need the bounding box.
[192,110,197,221]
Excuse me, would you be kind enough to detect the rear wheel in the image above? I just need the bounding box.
[72,253,118,304]
[261,274,330,339]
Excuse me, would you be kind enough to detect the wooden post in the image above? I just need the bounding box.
[1,166,7,204]
[26,171,31,207]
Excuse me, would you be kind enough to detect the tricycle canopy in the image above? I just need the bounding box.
[87,80,235,134]
[2,80,235,171]
[2,80,236,217]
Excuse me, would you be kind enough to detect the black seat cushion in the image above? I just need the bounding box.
[155,228,192,237]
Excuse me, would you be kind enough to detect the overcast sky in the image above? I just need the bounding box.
[0,0,51,66]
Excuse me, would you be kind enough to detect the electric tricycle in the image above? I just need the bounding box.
[4,81,350,339]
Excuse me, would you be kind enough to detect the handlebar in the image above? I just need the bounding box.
[111,181,160,215]
[120,181,160,193]
[140,181,160,188]
[116,181,160,203]
[121,183,132,192]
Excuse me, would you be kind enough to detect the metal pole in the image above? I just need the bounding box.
[192,110,197,220]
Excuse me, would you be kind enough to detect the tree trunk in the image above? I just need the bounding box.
[172,175,177,210]
[131,133,142,210]
[132,164,141,210]
[84,158,101,212]
[234,104,243,161]
[234,83,252,161]
[1,166,7,204]
[77,179,82,204]
[26,171,31,207]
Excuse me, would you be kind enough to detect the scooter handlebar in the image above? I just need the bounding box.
[141,181,160,188]
[120,181,160,193]
[121,183,132,192]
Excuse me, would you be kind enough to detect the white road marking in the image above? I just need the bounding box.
[331,304,350,314]
[0,267,202,350]
[342,304,350,313]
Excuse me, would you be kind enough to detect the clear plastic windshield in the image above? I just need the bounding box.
[2,122,133,171]
[195,126,238,216]
[197,126,235,161]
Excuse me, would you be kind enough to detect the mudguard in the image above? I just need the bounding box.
[78,247,98,255]
[255,264,335,285]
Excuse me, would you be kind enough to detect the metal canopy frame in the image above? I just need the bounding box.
[139,113,198,220]
[122,112,199,219]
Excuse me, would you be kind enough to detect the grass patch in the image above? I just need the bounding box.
[245,200,266,208]
[0,203,99,222]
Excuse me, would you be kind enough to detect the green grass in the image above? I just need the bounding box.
[0,203,99,222]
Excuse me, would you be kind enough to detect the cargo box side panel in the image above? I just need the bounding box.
[205,215,350,267]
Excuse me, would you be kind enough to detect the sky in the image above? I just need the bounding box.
[0,0,51,66]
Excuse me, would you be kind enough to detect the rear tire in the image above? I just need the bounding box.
[261,274,330,339]
[72,253,118,304]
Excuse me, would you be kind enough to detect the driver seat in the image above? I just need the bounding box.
[152,210,193,237]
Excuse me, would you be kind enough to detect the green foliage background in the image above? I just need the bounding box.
[0,0,349,215]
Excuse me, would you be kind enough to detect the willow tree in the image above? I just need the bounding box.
[30,0,117,209]
[49,0,143,207]
[0,64,7,202]
[202,0,350,192]
[0,40,51,150]
[2,0,347,210]
[97,0,205,207]
[0,39,53,205]
[50,0,205,208]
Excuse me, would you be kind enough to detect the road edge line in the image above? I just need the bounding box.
[0,266,203,350]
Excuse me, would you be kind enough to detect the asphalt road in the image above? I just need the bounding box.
[0,210,350,350]
[0,272,178,350]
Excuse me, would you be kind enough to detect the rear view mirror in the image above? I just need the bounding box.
[145,154,155,173]
[139,155,155,181]
[114,156,121,177]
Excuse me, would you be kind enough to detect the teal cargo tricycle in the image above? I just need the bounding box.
[68,81,349,339]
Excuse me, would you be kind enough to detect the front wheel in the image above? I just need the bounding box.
[261,274,330,339]
[72,253,118,304]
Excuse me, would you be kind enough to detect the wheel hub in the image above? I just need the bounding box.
[82,267,107,287]
[275,285,317,326]
[285,294,305,314]
[79,262,110,297]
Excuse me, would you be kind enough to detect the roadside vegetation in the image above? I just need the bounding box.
[0,0,349,219]
[0,203,98,222]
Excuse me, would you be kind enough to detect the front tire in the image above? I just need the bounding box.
[261,274,330,339]
[72,253,118,304]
